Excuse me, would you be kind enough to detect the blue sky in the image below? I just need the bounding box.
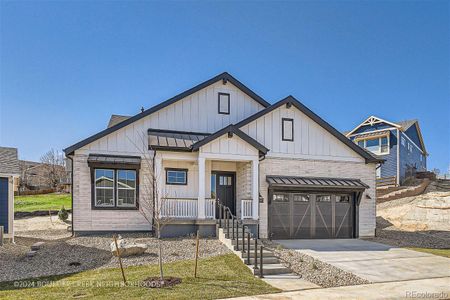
[1,1,449,173]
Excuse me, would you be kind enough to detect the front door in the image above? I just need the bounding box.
[214,172,236,216]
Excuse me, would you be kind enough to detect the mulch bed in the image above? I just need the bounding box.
[142,276,182,288]
[15,210,72,219]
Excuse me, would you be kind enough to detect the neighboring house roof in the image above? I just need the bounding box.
[395,119,417,131]
[64,72,270,155]
[190,125,269,155]
[108,115,131,128]
[346,116,427,154]
[235,96,382,163]
[266,175,369,190]
[0,147,20,175]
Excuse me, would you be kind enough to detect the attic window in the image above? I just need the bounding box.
[218,93,230,115]
[282,118,294,141]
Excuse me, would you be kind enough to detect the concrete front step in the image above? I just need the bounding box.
[243,256,280,264]
[252,263,290,276]
[240,249,276,258]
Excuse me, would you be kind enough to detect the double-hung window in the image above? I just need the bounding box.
[94,169,138,209]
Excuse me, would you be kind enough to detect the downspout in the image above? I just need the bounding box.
[67,155,74,237]
[152,150,156,235]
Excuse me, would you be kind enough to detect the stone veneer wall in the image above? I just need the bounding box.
[258,157,377,238]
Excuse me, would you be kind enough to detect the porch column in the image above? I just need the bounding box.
[198,157,206,219]
[251,159,259,220]
[154,154,163,218]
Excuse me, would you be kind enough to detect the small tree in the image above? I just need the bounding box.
[128,134,174,281]
[40,149,66,189]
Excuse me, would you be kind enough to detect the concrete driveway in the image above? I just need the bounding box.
[275,239,450,283]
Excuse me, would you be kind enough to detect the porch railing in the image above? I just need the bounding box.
[160,197,216,219]
[241,199,253,219]
[205,198,216,219]
[161,198,197,218]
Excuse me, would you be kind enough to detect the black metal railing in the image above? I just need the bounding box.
[217,203,265,278]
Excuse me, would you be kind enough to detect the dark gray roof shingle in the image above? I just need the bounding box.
[0,147,20,175]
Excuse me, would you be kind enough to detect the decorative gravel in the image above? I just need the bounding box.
[0,234,230,283]
[263,240,370,288]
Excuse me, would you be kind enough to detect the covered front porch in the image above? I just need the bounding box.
[154,151,260,221]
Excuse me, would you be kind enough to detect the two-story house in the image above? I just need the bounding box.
[346,116,427,185]
[64,72,382,239]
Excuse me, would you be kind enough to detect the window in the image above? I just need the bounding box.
[218,92,230,114]
[273,194,289,202]
[293,194,309,202]
[166,169,187,185]
[355,135,389,155]
[219,175,232,186]
[336,195,351,203]
[117,170,137,207]
[401,136,406,146]
[282,118,294,141]
[95,169,115,207]
[316,195,331,202]
[408,143,413,153]
[94,169,138,209]
[211,174,216,198]
[420,155,423,162]
[380,137,389,154]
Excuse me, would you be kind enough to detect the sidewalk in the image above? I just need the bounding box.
[229,277,450,300]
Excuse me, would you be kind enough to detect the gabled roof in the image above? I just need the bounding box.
[235,96,383,164]
[191,125,269,156]
[64,72,270,155]
[0,147,20,175]
[346,116,426,154]
[108,115,131,128]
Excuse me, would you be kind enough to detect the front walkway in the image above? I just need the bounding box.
[229,277,450,300]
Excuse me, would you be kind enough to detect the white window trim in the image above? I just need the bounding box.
[94,169,115,207]
[355,135,390,155]
[116,170,137,207]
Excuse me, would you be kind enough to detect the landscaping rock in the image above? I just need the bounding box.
[31,242,45,251]
[110,239,148,257]
[27,250,37,257]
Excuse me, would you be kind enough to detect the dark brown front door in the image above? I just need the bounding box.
[215,172,236,216]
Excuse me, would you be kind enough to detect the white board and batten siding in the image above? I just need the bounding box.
[240,105,365,162]
[199,133,259,159]
[78,81,265,155]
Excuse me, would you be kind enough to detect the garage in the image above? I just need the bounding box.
[267,175,368,239]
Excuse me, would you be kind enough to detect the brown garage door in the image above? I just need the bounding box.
[269,191,355,239]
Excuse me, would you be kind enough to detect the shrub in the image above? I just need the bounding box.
[58,206,69,221]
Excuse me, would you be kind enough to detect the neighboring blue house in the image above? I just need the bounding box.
[346,116,427,185]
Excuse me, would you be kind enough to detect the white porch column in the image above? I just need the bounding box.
[154,154,163,217]
[198,157,206,219]
[251,159,259,220]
